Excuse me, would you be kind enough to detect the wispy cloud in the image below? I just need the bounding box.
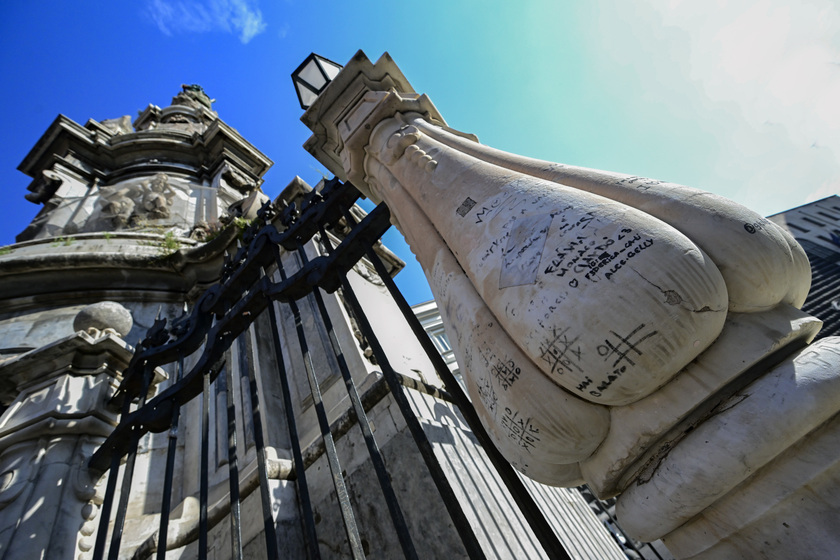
[146,0,266,44]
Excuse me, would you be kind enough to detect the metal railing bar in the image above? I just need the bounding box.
[92,395,133,560]
[107,363,155,560]
[89,204,393,473]
[309,229,419,560]
[352,204,572,560]
[239,327,280,559]
[273,246,365,559]
[266,298,321,560]
[296,369,461,471]
[156,352,185,560]
[224,359,245,559]
[330,214,486,559]
[337,278,487,558]
[237,334,256,447]
[199,366,211,559]
[131,453,295,559]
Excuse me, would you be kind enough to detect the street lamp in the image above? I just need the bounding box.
[291,53,343,110]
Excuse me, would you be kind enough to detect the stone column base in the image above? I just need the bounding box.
[663,403,840,559]
[616,336,840,559]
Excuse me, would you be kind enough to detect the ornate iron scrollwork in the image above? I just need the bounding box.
[89,178,391,471]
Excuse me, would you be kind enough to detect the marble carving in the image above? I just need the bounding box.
[98,173,177,228]
[300,51,840,559]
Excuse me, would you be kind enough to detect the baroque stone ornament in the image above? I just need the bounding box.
[300,51,840,559]
[140,173,176,219]
[97,173,176,228]
[73,301,134,338]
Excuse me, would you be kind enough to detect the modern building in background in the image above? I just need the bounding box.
[412,300,460,381]
[0,89,630,559]
[769,196,840,340]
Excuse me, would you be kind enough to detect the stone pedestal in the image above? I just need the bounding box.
[0,330,158,559]
[298,51,840,558]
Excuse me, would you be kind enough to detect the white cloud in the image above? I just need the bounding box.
[595,0,840,214]
[651,0,840,211]
[146,0,266,44]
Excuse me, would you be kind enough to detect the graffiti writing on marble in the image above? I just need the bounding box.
[478,348,521,391]
[543,215,654,286]
[501,408,540,454]
[743,217,772,235]
[539,326,583,376]
[586,366,629,397]
[562,324,660,398]
[597,324,658,368]
[614,176,664,191]
[576,375,595,393]
[490,358,522,390]
[480,231,511,265]
[431,260,453,300]
[476,192,549,268]
[499,213,553,288]
[475,376,498,414]
[474,194,511,224]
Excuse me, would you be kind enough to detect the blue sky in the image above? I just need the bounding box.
[2,0,838,304]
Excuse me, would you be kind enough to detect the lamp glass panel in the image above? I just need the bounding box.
[296,83,318,108]
[298,60,326,90]
[319,58,343,81]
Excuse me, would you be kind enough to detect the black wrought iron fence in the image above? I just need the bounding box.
[86,177,588,560]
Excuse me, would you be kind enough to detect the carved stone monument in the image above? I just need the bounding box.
[0,88,273,559]
[300,51,840,559]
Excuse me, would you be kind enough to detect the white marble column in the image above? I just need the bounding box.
[299,51,840,558]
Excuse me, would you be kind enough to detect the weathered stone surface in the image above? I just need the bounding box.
[0,331,138,559]
[661,403,840,559]
[73,301,133,338]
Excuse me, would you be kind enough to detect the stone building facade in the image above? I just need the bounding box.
[0,88,625,558]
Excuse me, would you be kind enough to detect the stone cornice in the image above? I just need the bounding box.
[18,112,273,204]
[0,228,240,309]
[0,331,134,393]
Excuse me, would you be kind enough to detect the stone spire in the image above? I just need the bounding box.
[15,87,270,242]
